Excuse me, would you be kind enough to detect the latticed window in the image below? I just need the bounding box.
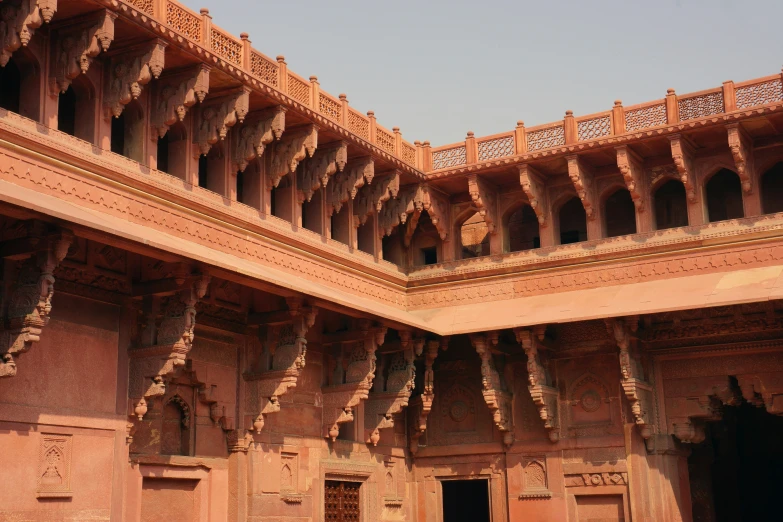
[325,480,360,521]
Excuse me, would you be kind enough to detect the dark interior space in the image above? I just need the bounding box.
[706,169,744,222]
[604,188,637,237]
[654,179,689,230]
[558,197,587,245]
[442,479,490,522]
[761,162,783,214]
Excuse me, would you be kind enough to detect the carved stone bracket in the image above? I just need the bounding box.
[232,106,286,172]
[669,134,697,202]
[244,298,317,433]
[518,164,549,227]
[666,375,739,444]
[0,229,73,378]
[354,170,400,227]
[726,123,754,193]
[409,337,446,454]
[50,9,116,94]
[266,124,318,189]
[467,173,499,235]
[566,155,595,219]
[470,332,514,448]
[150,64,210,139]
[378,184,421,238]
[321,323,386,441]
[325,156,373,216]
[194,87,251,156]
[103,39,167,119]
[736,372,783,415]
[605,317,655,445]
[297,141,347,202]
[616,145,646,212]
[420,186,450,241]
[514,328,559,443]
[128,273,211,420]
[0,0,57,67]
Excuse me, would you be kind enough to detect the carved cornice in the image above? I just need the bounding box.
[726,123,754,193]
[232,106,286,172]
[0,228,73,378]
[467,173,498,235]
[409,337,446,454]
[325,156,372,216]
[103,39,167,119]
[266,125,318,189]
[297,141,347,203]
[615,145,645,212]
[518,164,548,227]
[0,0,57,67]
[193,87,251,156]
[354,170,400,227]
[514,327,559,443]
[470,332,514,448]
[50,9,116,94]
[150,64,211,139]
[668,134,697,202]
[566,155,595,219]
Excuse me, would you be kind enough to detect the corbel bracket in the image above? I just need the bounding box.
[50,9,116,94]
[232,106,286,172]
[354,170,400,227]
[0,0,58,67]
[514,327,560,443]
[325,156,373,216]
[103,39,167,120]
[297,141,348,202]
[518,164,549,227]
[266,124,318,189]
[566,155,595,219]
[615,145,646,212]
[150,64,210,139]
[194,87,251,156]
[409,337,447,454]
[467,173,498,235]
[726,123,754,193]
[470,332,514,448]
[668,134,697,202]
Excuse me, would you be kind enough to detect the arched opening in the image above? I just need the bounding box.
[506,204,540,252]
[196,143,227,195]
[654,179,689,230]
[357,214,376,256]
[706,169,744,222]
[271,175,294,222]
[157,121,188,179]
[382,231,404,266]
[459,211,489,259]
[604,188,637,238]
[687,400,783,520]
[0,53,41,121]
[301,190,323,234]
[331,205,351,245]
[411,211,440,266]
[161,397,191,456]
[761,162,783,214]
[558,197,587,245]
[110,99,145,163]
[57,75,95,143]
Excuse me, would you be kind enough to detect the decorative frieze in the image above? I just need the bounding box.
[564,472,627,488]
[470,332,514,448]
[194,87,251,156]
[232,106,286,172]
[103,39,167,119]
[0,0,57,67]
[297,141,348,202]
[50,9,116,94]
[266,125,318,189]
[515,328,559,443]
[150,64,211,139]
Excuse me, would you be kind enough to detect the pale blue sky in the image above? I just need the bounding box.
[185,0,782,146]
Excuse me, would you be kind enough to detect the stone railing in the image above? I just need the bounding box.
[424,71,783,173]
[120,0,420,168]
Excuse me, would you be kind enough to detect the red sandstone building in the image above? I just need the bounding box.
[0,1,782,521]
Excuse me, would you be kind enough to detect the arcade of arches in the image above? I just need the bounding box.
[1,2,783,522]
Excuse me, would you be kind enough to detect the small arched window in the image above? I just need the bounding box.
[506,204,540,252]
[558,197,587,245]
[706,169,744,222]
[654,179,689,230]
[604,188,637,238]
[761,163,783,214]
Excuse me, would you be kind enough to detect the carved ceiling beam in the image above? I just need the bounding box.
[467,173,499,235]
[409,337,447,455]
[566,155,595,220]
[0,0,57,67]
[518,164,549,227]
[50,9,116,94]
[297,141,347,203]
[615,145,646,212]
[150,64,210,139]
[666,375,739,444]
[605,316,655,446]
[266,124,318,189]
[325,156,373,216]
[0,228,73,378]
[232,106,286,172]
[668,134,697,202]
[726,123,754,193]
[194,87,251,156]
[514,327,560,443]
[469,332,514,448]
[103,39,167,120]
[128,272,211,420]
[354,170,400,228]
[245,299,318,433]
[322,322,386,441]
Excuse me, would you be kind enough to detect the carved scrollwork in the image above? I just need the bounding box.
[615,145,646,212]
[669,134,697,202]
[0,229,73,378]
[266,125,318,189]
[518,164,548,227]
[566,155,595,219]
[103,39,167,119]
[409,337,446,454]
[726,123,754,193]
[232,106,286,172]
[150,64,210,139]
[194,87,250,156]
[325,156,373,216]
[467,173,498,234]
[470,332,514,448]
[514,327,559,443]
[354,170,400,227]
[0,0,57,67]
[50,10,116,94]
[297,141,347,202]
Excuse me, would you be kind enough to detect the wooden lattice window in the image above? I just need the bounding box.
[325,480,360,521]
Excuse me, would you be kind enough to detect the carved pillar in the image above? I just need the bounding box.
[514,327,559,442]
[0,228,73,378]
[321,322,386,441]
[467,173,500,254]
[408,337,446,454]
[668,134,703,226]
[49,10,116,94]
[226,429,252,522]
[470,332,514,448]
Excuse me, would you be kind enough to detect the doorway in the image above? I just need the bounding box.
[688,401,783,521]
[442,479,490,522]
[325,480,360,521]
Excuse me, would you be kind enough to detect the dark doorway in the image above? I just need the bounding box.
[442,479,490,522]
[507,204,540,252]
[654,179,689,230]
[558,197,587,245]
[688,401,783,522]
[604,188,637,237]
[0,59,21,113]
